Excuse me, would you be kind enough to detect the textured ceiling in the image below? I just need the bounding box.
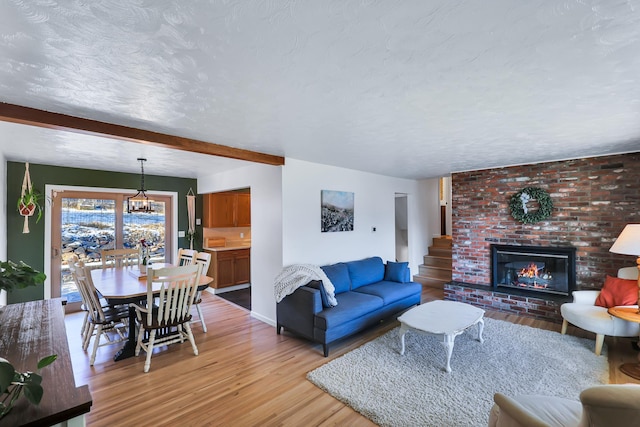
[1,0,639,179]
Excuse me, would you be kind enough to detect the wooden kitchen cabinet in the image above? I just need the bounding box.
[236,193,251,227]
[206,248,251,289]
[233,248,251,283]
[203,192,251,228]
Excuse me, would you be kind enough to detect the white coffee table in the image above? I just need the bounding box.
[398,300,485,373]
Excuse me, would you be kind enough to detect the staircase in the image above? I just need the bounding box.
[413,236,452,288]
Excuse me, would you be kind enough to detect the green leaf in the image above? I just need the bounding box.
[37,355,57,370]
[24,373,42,386]
[0,260,47,292]
[0,361,14,393]
[23,383,44,405]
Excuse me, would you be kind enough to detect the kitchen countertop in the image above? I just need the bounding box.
[203,245,251,252]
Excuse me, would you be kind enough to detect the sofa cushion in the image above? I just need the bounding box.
[315,291,384,330]
[354,281,422,305]
[321,263,352,294]
[594,275,638,308]
[384,261,409,283]
[347,257,385,289]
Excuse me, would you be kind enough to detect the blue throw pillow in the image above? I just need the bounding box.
[307,280,331,308]
[384,261,409,283]
[347,257,385,289]
[321,263,351,294]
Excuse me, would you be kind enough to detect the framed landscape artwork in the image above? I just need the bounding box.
[321,190,354,232]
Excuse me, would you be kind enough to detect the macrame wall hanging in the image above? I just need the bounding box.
[18,162,42,234]
[186,188,196,249]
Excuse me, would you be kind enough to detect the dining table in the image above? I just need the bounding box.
[90,263,213,361]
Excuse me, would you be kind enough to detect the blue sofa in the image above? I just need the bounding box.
[276,256,422,356]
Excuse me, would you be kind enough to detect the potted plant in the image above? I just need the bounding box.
[0,260,47,295]
[0,355,57,419]
[17,188,45,224]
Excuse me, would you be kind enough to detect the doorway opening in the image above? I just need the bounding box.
[395,193,408,263]
[201,187,252,311]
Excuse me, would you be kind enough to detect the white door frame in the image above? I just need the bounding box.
[44,184,178,299]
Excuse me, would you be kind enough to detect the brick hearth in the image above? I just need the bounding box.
[444,282,566,323]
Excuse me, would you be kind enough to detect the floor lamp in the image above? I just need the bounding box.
[609,224,640,380]
[610,224,640,311]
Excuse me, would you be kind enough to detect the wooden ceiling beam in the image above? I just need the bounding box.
[0,103,285,166]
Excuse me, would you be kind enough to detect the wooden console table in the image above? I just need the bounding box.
[0,299,92,426]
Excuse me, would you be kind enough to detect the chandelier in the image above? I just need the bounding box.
[127,158,154,213]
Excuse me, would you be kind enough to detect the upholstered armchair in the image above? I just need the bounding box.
[488,384,640,427]
[560,267,639,355]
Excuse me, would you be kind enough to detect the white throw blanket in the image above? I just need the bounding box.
[273,264,337,306]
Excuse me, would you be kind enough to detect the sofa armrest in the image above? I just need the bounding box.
[276,285,323,339]
[490,393,551,427]
[571,290,601,305]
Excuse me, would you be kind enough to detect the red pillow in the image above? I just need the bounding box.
[594,275,638,308]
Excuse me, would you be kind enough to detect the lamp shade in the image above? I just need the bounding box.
[610,224,640,256]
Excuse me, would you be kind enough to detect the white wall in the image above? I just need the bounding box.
[198,163,283,325]
[0,155,6,305]
[418,178,442,243]
[199,158,441,327]
[282,159,436,277]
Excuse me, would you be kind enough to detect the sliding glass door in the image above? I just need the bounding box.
[51,190,172,312]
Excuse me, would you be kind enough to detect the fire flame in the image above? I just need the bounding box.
[519,263,540,278]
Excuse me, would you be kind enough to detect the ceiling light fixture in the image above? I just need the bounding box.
[127,158,154,213]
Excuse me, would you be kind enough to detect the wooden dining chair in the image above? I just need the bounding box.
[73,261,129,366]
[192,251,212,332]
[177,248,197,266]
[130,264,203,373]
[101,248,139,268]
[67,254,90,340]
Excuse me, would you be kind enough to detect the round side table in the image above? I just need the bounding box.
[608,306,640,380]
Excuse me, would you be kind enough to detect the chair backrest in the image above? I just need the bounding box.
[73,261,107,323]
[195,251,212,275]
[177,248,197,266]
[145,264,202,327]
[101,248,139,268]
[618,266,639,280]
[67,254,80,277]
[580,384,640,426]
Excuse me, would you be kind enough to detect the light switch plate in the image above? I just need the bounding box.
[196,218,201,225]
[178,230,186,237]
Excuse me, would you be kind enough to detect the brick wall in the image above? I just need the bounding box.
[451,152,640,290]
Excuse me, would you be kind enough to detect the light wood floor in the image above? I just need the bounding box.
[64,288,640,426]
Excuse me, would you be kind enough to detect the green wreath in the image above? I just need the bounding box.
[509,187,553,224]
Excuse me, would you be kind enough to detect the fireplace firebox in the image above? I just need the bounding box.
[490,245,576,296]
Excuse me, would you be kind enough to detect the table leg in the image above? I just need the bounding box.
[399,325,408,355]
[477,318,485,343]
[113,306,137,362]
[441,334,455,373]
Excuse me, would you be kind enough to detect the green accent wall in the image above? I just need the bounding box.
[5,161,201,304]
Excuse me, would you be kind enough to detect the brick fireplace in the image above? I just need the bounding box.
[446,152,640,323]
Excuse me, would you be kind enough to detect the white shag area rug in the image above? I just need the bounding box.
[307,318,609,427]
